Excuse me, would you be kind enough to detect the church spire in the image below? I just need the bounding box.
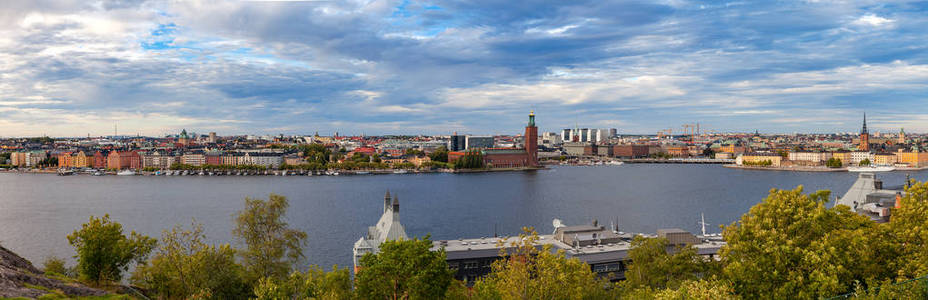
[527,110,535,127]
[861,113,868,135]
[384,190,392,213]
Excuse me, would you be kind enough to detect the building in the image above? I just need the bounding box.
[737,152,782,167]
[73,151,91,168]
[563,142,588,156]
[449,134,466,151]
[93,151,107,169]
[895,150,928,167]
[107,150,140,170]
[836,173,903,222]
[524,111,538,167]
[13,151,47,167]
[141,150,177,169]
[465,136,494,149]
[250,153,283,168]
[612,145,649,158]
[859,113,870,151]
[850,151,873,165]
[57,152,73,168]
[787,152,831,165]
[898,128,905,144]
[831,151,851,166]
[181,152,206,166]
[873,152,897,166]
[353,191,408,273]
[208,132,217,143]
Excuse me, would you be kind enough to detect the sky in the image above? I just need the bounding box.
[0,0,926,137]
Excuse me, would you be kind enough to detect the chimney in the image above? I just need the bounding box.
[895,192,902,209]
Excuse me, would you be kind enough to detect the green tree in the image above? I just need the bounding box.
[826,157,843,168]
[473,228,613,300]
[859,158,871,166]
[622,236,713,291]
[355,237,455,300]
[234,194,308,283]
[253,266,351,300]
[42,256,73,278]
[886,181,928,278]
[652,279,741,300]
[67,214,156,285]
[429,146,449,163]
[720,187,879,298]
[131,221,249,299]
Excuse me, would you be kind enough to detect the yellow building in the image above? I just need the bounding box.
[873,153,897,166]
[831,152,851,166]
[738,153,782,167]
[73,151,91,168]
[896,150,928,167]
[57,152,73,168]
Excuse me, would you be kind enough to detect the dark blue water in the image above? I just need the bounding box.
[1,165,924,270]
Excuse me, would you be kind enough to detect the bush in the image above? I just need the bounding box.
[67,214,156,285]
[253,266,351,300]
[42,256,72,277]
[355,237,455,300]
[132,222,249,299]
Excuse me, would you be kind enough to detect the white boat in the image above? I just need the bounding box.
[606,161,624,166]
[848,166,894,172]
[117,170,136,176]
[92,171,104,176]
[393,169,409,174]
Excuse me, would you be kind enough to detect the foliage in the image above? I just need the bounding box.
[429,146,449,162]
[472,227,614,300]
[301,144,333,164]
[66,214,156,285]
[453,149,485,169]
[419,161,451,170]
[859,158,871,166]
[847,277,928,299]
[355,237,455,300]
[42,256,73,278]
[131,221,249,299]
[233,194,308,283]
[703,148,715,158]
[622,236,715,291]
[885,181,928,278]
[720,187,879,299]
[826,157,843,168]
[405,148,425,157]
[742,159,773,166]
[253,266,351,300]
[651,279,741,300]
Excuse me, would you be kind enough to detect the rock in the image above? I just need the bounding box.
[0,244,108,298]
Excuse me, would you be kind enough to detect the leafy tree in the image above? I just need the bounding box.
[233,194,308,283]
[826,157,843,168]
[67,214,156,285]
[453,150,485,169]
[355,237,455,300]
[651,279,741,300]
[42,256,73,278]
[429,146,449,163]
[132,221,249,299]
[859,158,871,166]
[622,236,714,291]
[720,187,879,298]
[885,181,928,278]
[253,266,351,300]
[473,228,613,299]
[703,148,715,158]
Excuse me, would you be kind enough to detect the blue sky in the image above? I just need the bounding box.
[0,0,926,137]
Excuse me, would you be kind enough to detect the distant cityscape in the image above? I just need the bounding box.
[1,112,927,172]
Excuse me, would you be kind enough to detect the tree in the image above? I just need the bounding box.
[859,158,871,166]
[429,146,449,163]
[473,228,613,299]
[233,194,308,283]
[132,221,249,299]
[622,236,713,291]
[652,279,741,300]
[703,148,716,159]
[354,237,455,300]
[826,157,843,168]
[719,187,879,298]
[253,266,351,300]
[67,214,156,285]
[885,180,928,278]
[42,256,73,278]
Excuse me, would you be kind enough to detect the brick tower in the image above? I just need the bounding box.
[859,113,870,151]
[525,110,538,166]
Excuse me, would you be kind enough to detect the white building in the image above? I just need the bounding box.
[850,151,873,165]
[353,191,408,273]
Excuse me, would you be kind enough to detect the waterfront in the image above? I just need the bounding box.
[1,165,926,270]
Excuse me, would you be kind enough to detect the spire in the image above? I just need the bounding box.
[392,194,400,213]
[527,110,535,127]
[384,190,392,213]
[861,113,868,135]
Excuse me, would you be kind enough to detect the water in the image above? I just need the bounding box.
[1,165,925,270]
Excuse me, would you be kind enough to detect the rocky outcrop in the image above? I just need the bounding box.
[0,244,108,298]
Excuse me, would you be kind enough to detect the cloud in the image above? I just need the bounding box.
[0,0,927,136]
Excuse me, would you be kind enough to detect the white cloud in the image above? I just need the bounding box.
[852,14,894,27]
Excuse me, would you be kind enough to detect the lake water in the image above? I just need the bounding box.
[1,165,924,270]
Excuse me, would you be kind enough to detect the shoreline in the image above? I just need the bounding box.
[0,166,548,176]
[724,164,928,172]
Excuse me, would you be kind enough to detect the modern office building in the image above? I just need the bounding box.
[450,134,466,151]
[465,136,494,149]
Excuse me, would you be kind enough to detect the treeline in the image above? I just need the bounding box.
[44,183,928,299]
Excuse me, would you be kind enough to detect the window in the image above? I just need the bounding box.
[464,261,479,269]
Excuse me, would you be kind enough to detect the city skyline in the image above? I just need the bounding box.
[1,1,927,136]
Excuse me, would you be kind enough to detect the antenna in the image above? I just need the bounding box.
[699,213,708,236]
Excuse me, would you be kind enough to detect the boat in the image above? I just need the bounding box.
[356,171,370,175]
[117,170,136,176]
[57,169,75,176]
[848,166,894,172]
[606,161,624,166]
[393,169,409,174]
[92,171,104,176]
